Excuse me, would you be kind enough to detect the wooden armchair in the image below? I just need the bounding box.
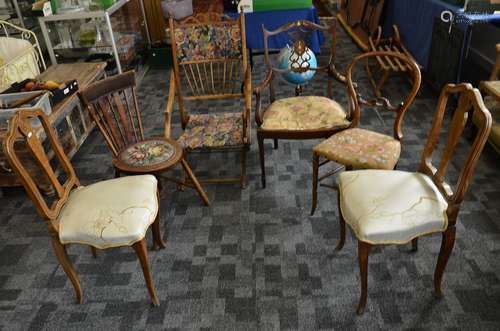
[79,71,209,205]
[335,83,492,314]
[3,109,165,306]
[167,12,251,187]
[311,51,421,215]
[255,19,347,188]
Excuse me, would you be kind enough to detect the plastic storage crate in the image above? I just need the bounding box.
[0,91,52,129]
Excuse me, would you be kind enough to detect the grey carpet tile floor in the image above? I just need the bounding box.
[1,19,500,331]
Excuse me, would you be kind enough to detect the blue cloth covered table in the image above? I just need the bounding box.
[383,0,500,81]
[227,7,324,53]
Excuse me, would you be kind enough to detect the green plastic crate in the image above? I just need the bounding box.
[253,0,312,12]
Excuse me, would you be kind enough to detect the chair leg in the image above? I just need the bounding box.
[273,138,278,149]
[357,241,371,315]
[240,148,247,189]
[257,132,266,188]
[178,159,186,192]
[180,158,210,206]
[311,152,319,215]
[51,238,83,304]
[336,193,346,251]
[152,191,166,250]
[114,168,120,178]
[411,238,418,253]
[90,246,97,258]
[132,239,160,307]
[434,226,456,299]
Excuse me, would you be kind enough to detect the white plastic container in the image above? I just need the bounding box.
[161,0,193,20]
[0,91,52,129]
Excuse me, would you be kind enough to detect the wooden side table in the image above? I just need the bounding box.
[0,62,106,193]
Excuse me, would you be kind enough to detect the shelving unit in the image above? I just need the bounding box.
[38,0,150,73]
[0,0,39,29]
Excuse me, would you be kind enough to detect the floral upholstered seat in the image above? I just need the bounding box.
[58,175,158,249]
[261,96,349,131]
[339,170,448,244]
[178,113,244,150]
[119,139,176,167]
[313,128,401,170]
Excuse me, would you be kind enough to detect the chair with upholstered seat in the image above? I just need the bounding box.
[335,83,492,315]
[167,12,251,187]
[255,19,348,188]
[3,109,165,306]
[79,71,209,206]
[311,51,421,214]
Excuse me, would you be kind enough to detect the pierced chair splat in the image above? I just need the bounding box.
[167,12,252,188]
[254,19,348,188]
[334,83,492,315]
[3,110,166,306]
[311,51,421,215]
[79,71,210,206]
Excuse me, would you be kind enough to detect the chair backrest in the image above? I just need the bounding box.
[169,12,250,127]
[345,51,421,140]
[79,71,144,157]
[262,19,344,97]
[418,83,492,221]
[490,43,500,81]
[2,109,79,227]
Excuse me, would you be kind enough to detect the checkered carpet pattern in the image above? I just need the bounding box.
[1,16,500,331]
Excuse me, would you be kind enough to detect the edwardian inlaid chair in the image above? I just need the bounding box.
[3,109,165,306]
[255,19,348,188]
[167,12,251,187]
[79,71,209,205]
[335,83,492,315]
[311,51,421,215]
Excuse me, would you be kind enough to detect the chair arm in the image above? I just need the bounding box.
[164,71,176,139]
[254,70,274,126]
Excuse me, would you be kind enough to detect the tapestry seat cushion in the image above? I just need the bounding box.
[261,96,350,131]
[339,170,448,244]
[178,113,244,150]
[314,128,401,170]
[119,139,176,167]
[58,175,158,249]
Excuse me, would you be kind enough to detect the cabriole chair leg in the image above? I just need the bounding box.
[132,239,160,307]
[357,241,371,315]
[52,238,83,304]
[434,225,456,299]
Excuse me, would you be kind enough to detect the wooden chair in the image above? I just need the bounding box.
[335,83,492,315]
[366,25,422,97]
[255,19,347,188]
[79,71,209,205]
[3,109,165,306]
[167,12,251,187]
[311,51,421,215]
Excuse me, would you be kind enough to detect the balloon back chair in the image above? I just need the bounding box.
[311,51,421,215]
[78,71,210,205]
[3,109,165,306]
[335,83,492,314]
[255,19,349,188]
[167,12,251,188]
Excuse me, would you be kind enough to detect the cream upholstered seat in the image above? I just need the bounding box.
[338,170,448,244]
[313,128,401,170]
[58,175,158,249]
[261,96,350,131]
